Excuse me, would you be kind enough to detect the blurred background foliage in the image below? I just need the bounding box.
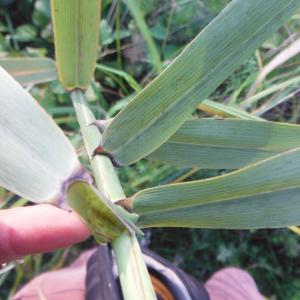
[0,0,300,299]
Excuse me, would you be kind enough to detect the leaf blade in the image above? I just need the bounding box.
[0,67,80,204]
[102,0,300,166]
[137,187,300,229]
[51,0,101,90]
[199,99,261,120]
[147,118,300,169]
[130,148,300,229]
[0,57,57,85]
[131,148,300,214]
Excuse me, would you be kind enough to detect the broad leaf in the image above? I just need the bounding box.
[51,0,101,90]
[102,0,300,166]
[124,148,300,229]
[148,118,300,169]
[0,67,84,205]
[0,57,57,86]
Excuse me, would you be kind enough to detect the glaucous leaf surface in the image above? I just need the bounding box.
[148,118,300,169]
[127,148,300,229]
[0,67,82,204]
[102,0,300,166]
[0,57,57,85]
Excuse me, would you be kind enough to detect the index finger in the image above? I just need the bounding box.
[0,204,90,264]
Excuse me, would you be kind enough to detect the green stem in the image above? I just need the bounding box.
[71,89,157,300]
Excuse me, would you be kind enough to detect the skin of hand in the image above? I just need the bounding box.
[0,204,91,264]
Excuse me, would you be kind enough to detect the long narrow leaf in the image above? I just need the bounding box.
[102,0,300,166]
[242,76,300,108]
[96,64,141,92]
[51,0,101,90]
[130,149,300,213]
[147,118,300,169]
[0,57,57,85]
[247,37,300,97]
[124,148,300,229]
[137,187,300,229]
[199,99,261,120]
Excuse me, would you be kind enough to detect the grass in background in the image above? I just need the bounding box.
[0,0,300,299]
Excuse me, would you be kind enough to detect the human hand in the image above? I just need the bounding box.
[0,204,90,264]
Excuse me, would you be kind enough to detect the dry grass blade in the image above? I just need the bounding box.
[247,37,300,97]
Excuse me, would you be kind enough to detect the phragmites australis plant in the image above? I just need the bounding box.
[1,0,300,299]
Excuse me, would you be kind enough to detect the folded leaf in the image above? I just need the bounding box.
[67,181,140,244]
[0,57,57,85]
[51,0,101,90]
[0,67,85,205]
[102,0,300,166]
[124,148,300,229]
[148,118,300,169]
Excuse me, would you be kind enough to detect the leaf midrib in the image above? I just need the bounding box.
[163,140,295,152]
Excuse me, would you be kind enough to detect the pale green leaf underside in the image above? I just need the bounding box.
[102,0,300,166]
[148,118,300,169]
[137,187,300,229]
[68,181,138,244]
[132,148,300,229]
[51,0,100,90]
[0,67,79,204]
[0,57,57,85]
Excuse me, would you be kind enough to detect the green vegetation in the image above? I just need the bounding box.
[1,1,300,299]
